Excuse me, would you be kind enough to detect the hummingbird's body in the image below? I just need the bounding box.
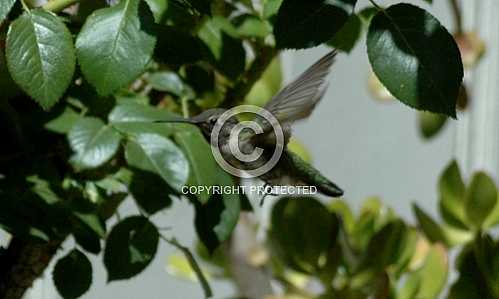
[179,50,344,197]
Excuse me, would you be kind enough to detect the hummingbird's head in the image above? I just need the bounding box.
[189,108,228,138]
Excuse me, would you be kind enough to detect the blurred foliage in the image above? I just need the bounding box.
[0,0,486,298]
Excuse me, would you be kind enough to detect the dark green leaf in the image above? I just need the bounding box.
[270,197,338,273]
[180,0,211,15]
[464,171,497,229]
[367,3,463,117]
[413,203,447,244]
[194,177,241,253]
[104,216,159,281]
[0,0,15,23]
[76,0,156,95]
[53,249,92,299]
[125,133,189,191]
[419,111,447,139]
[0,48,19,99]
[155,26,209,66]
[328,13,362,53]
[68,117,121,169]
[274,0,356,49]
[6,9,75,109]
[183,64,215,93]
[129,169,173,214]
[73,221,102,254]
[198,17,246,79]
[438,160,467,229]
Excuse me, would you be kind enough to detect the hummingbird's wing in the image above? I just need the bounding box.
[263,50,338,125]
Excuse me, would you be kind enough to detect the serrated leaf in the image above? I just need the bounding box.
[53,249,92,299]
[104,216,159,281]
[6,9,75,109]
[68,117,121,169]
[367,3,463,117]
[76,0,156,95]
[0,0,16,23]
[465,171,497,229]
[274,0,356,49]
[125,133,189,191]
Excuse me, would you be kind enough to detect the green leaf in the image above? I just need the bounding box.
[125,133,189,191]
[174,129,227,203]
[45,108,81,134]
[415,244,448,298]
[147,71,194,98]
[198,17,246,79]
[367,3,463,117]
[129,169,173,214]
[104,216,159,281]
[419,111,447,139]
[447,245,494,299]
[464,171,497,229]
[53,249,92,299]
[109,103,179,137]
[6,9,75,109]
[180,0,211,15]
[0,0,15,23]
[327,13,362,53]
[144,0,168,22]
[413,203,447,245]
[68,117,121,169]
[270,197,338,274]
[194,177,241,253]
[438,160,467,229]
[76,0,156,95]
[274,0,357,49]
[263,0,283,19]
[235,15,271,38]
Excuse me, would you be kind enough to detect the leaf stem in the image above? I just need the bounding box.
[367,0,383,11]
[42,0,79,13]
[160,234,213,298]
[449,0,463,34]
[181,96,190,118]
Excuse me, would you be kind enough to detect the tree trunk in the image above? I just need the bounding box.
[0,238,62,299]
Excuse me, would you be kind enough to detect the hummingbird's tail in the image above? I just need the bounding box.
[286,150,344,197]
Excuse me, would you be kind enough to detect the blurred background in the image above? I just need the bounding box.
[1,0,497,298]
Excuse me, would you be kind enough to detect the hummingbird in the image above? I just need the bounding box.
[160,50,343,197]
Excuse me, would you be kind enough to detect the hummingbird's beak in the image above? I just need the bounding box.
[154,116,197,124]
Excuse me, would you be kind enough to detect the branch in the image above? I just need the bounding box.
[449,0,463,34]
[0,237,63,299]
[222,45,278,108]
[42,0,80,13]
